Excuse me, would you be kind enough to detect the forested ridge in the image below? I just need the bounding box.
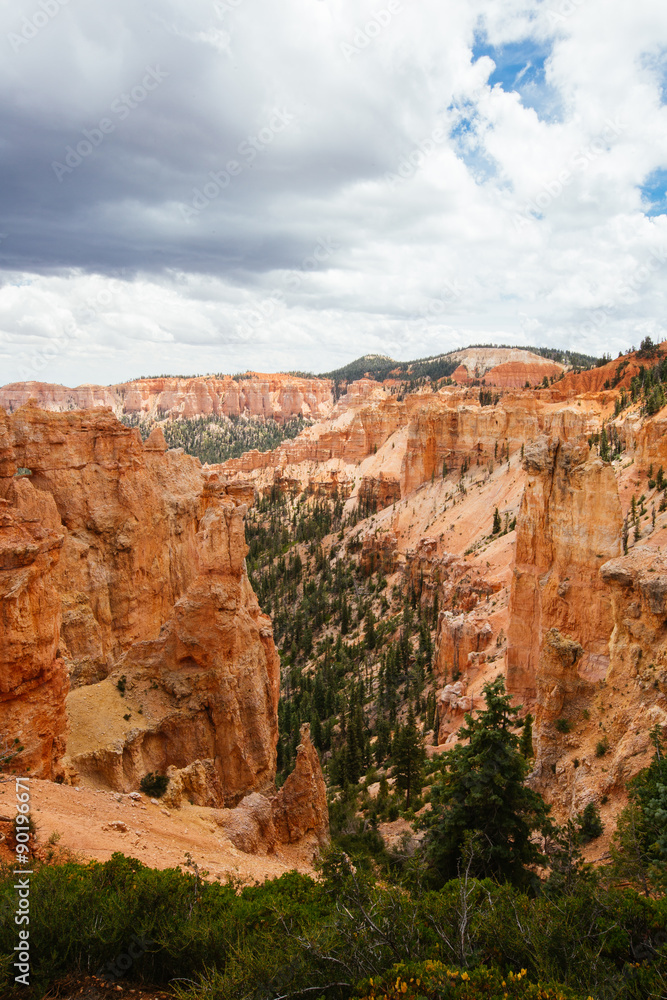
[120,413,310,465]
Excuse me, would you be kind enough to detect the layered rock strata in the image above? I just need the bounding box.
[507,437,622,702]
[0,374,334,423]
[0,404,316,821]
[0,478,67,779]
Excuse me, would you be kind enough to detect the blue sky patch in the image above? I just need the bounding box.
[640,168,667,217]
[472,33,560,121]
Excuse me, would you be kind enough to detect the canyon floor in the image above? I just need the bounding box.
[0,780,318,884]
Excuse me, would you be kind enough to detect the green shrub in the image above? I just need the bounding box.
[139,772,169,798]
[555,718,572,734]
[577,803,603,844]
[595,739,609,757]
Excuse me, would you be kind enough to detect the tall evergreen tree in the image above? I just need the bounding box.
[520,713,534,759]
[392,705,426,807]
[423,677,550,887]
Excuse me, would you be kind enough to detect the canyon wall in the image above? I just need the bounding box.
[0,453,68,779]
[0,374,334,424]
[400,393,601,494]
[507,436,622,703]
[503,433,667,818]
[0,404,294,813]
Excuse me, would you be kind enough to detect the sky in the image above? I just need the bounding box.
[1,0,667,385]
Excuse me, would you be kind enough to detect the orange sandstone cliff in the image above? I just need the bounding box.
[0,374,334,424]
[0,405,328,843]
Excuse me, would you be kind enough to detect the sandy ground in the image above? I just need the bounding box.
[0,779,317,884]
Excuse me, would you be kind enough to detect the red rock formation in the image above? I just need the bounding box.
[358,530,398,576]
[0,479,67,779]
[400,391,600,494]
[65,502,281,806]
[221,382,406,475]
[0,405,282,807]
[507,437,622,704]
[358,473,401,511]
[4,405,206,687]
[0,374,334,424]
[434,612,493,684]
[271,724,329,845]
[307,470,353,499]
[448,348,564,388]
[481,361,562,389]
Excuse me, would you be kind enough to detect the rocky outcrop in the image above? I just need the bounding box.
[0,406,279,807]
[0,374,334,424]
[0,480,67,779]
[0,402,331,845]
[400,392,600,495]
[403,540,498,609]
[358,473,400,512]
[448,347,565,384]
[307,470,353,500]
[212,725,330,854]
[5,406,208,687]
[434,612,493,684]
[214,792,277,854]
[271,724,329,845]
[507,437,622,703]
[359,530,398,576]
[64,500,280,806]
[598,548,667,787]
[221,382,406,476]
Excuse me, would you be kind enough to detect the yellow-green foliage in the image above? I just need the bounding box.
[355,962,588,1000]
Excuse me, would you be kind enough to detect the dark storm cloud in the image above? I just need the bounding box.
[1,0,666,386]
[0,0,412,277]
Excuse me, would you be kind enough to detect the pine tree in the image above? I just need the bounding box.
[492,507,502,534]
[520,713,534,759]
[611,726,667,893]
[423,677,550,887]
[599,425,610,462]
[364,607,377,650]
[392,705,426,807]
[341,597,350,635]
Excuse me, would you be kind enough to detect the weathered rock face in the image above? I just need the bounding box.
[435,612,493,684]
[403,540,497,610]
[4,405,206,687]
[447,347,565,386]
[358,473,400,512]
[0,374,334,424]
[598,548,667,787]
[272,724,329,845]
[0,405,284,813]
[221,382,406,475]
[0,479,67,779]
[359,530,398,576]
[307,470,353,500]
[400,393,600,495]
[507,437,623,703]
[65,503,281,806]
[527,557,667,817]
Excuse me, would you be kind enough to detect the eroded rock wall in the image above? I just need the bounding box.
[507,437,622,703]
[0,375,334,423]
[0,478,67,779]
[0,403,290,814]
